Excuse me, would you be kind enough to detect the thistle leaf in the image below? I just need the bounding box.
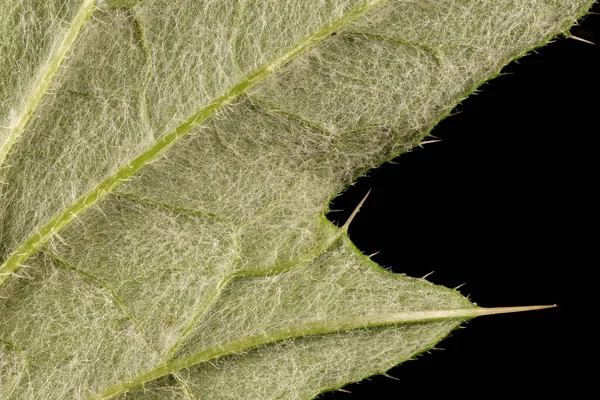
[0,1,591,398]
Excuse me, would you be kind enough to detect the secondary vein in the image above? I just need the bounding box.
[92,305,552,399]
[0,0,96,169]
[0,0,391,285]
[164,216,345,361]
[43,248,147,339]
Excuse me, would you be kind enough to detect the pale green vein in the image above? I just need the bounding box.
[93,305,553,399]
[164,216,345,361]
[42,248,147,339]
[130,11,153,136]
[113,193,230,224]
[0,339,28,398]
[0,339,22,352]
[228,0,250,76]
[106,0,142,10]
[0,0,96,169]
[247,95,336,138]
[343,31,444,67]
[0,0,391,286]
[165,202,367,361]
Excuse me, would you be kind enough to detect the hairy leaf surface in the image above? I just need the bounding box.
[0,1,591,398]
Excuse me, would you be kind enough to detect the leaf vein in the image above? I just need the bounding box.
[0,0,391,285]
[247,95,336,138]
[113,193,230,224]
[0,339,29,398]
[0,0,96,169]
[42,248,148,340]
[95,306,546,399]
[164,217,345,361]
[343,31,445,67]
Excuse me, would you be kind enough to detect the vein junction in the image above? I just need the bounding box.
[0,0,390,285]
[93,305,549,399]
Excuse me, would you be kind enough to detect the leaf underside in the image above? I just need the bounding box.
[0,1,590,399]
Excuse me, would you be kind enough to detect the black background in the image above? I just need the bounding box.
[322,6,598,400]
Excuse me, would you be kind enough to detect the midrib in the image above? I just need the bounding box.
[0,0,390,284]
[0,0,96,168]
[93,305,552,399]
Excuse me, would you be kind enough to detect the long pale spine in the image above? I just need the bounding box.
[93,305,554,399]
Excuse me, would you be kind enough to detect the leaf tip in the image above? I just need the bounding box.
[476,304,557,317]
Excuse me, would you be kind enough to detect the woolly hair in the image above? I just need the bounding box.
[0,1,592,398]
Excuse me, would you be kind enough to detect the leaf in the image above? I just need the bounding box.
[0,1,591,398]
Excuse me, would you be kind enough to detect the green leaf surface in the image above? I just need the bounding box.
[0,1,590,398]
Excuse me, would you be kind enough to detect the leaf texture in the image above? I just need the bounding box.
[0,1,591,398]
